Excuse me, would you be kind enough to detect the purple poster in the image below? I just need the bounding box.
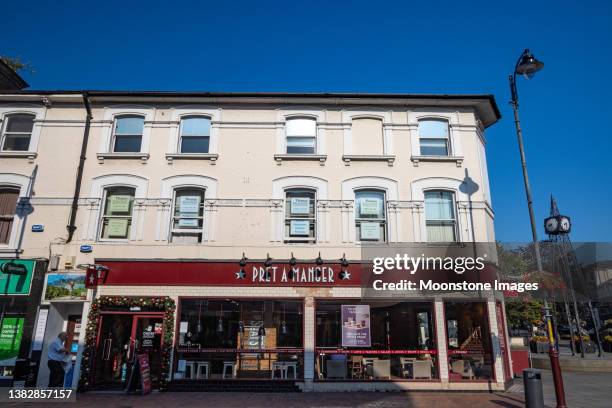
[341,305,371,347]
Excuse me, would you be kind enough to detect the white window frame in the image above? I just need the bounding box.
[111,115,145,153]
[0,106,45,159]
[271,176,328,242]
[0,113,36,152]
[85,174,148,241]
[98,106,154,159]
[341,176,399,243]
[408,111,463,165]
[411,177,468,243]
[158,175,218,242]
[98,186,136,241]
[354,189,387,243]
[167,106,220,161]
[284,188,317,243]
[423,189,458,243]
[418,119,451,156]
[285,117,317,155]
[170,187,206,243]
[275,110,326,156]
[0,173,29,251]
[178,116,211,154]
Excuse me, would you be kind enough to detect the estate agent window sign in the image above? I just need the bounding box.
[359,198,381,216]
[178,195,200,228]
[341,305,371,347]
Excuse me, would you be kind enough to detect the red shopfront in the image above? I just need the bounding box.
[84,259,509,388]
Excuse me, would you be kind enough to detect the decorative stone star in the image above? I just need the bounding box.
[235,269,246,280]
[339,270,351,280]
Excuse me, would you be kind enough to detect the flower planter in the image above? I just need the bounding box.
[530,342,550,353]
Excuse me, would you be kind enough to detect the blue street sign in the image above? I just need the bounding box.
[80,245,93,253]
[31,224,44,232]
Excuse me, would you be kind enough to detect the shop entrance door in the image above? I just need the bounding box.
[92,313,163,389]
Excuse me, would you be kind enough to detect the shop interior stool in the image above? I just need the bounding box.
[222,361,237,379]
[412,360,433,379]
[350,355,363,379]
[184,362,196,379]
[284,362,298,379]
[196,361,209,379]
[271,361,284,379]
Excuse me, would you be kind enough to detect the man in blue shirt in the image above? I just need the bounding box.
[47,332,68,387]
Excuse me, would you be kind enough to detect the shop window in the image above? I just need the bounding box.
[286,117,316,154]
[1,114,34,151]
[179,116,210,153]
[355,190,386,242]
[175,299,304,380]
[351,117,384,155]
[0,187,20,244]
[99,186,135,240]
[425,190,457,242]
[171,188,205,243]
[444,302,494,381]
[112,115,144,152]
[284,188,316,243]
[315,300,438,381]
[419,119,449,156]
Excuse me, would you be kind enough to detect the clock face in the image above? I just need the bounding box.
[559,216,571,232]
[545,217,559,234]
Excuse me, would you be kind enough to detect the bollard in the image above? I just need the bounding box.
[523,368,544,408]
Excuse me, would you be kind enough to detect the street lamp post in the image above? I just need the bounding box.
[509,49,567,408]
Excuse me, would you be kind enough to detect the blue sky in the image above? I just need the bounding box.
[3,0,611,242]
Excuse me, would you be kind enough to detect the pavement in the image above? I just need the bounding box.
[3,370,612,407]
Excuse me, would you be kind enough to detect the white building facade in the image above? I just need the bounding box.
[0,90,511,391]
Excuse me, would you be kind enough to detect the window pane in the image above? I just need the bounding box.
[180,136,209,153]
[181,117,210,136]
[286,118,316,137]
[420,139,448,156]
[0,188,19,244]
[6,114,35,133]
[101,187,134,239]
[2,134,31,151]
[286,137,315,154]
[355,191,385,219]
[113,135,142,152]
[425,191,454,220]
[285,189,315,240]
[419,120,448,138]
[104,188,135,216]
[115,116,144,135]
[426,222,456,242]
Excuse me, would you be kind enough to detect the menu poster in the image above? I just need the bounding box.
[125,354,152,395]
[341,305,371,347]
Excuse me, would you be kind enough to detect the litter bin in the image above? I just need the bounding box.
[523,368,544,408]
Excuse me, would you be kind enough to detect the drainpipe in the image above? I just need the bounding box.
[66,93,91,242]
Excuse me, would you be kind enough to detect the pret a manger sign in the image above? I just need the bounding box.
[250,265,335,283]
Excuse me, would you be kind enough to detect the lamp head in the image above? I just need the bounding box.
[515,49,544,79]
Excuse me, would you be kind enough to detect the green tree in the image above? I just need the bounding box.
[0,56,33,73]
